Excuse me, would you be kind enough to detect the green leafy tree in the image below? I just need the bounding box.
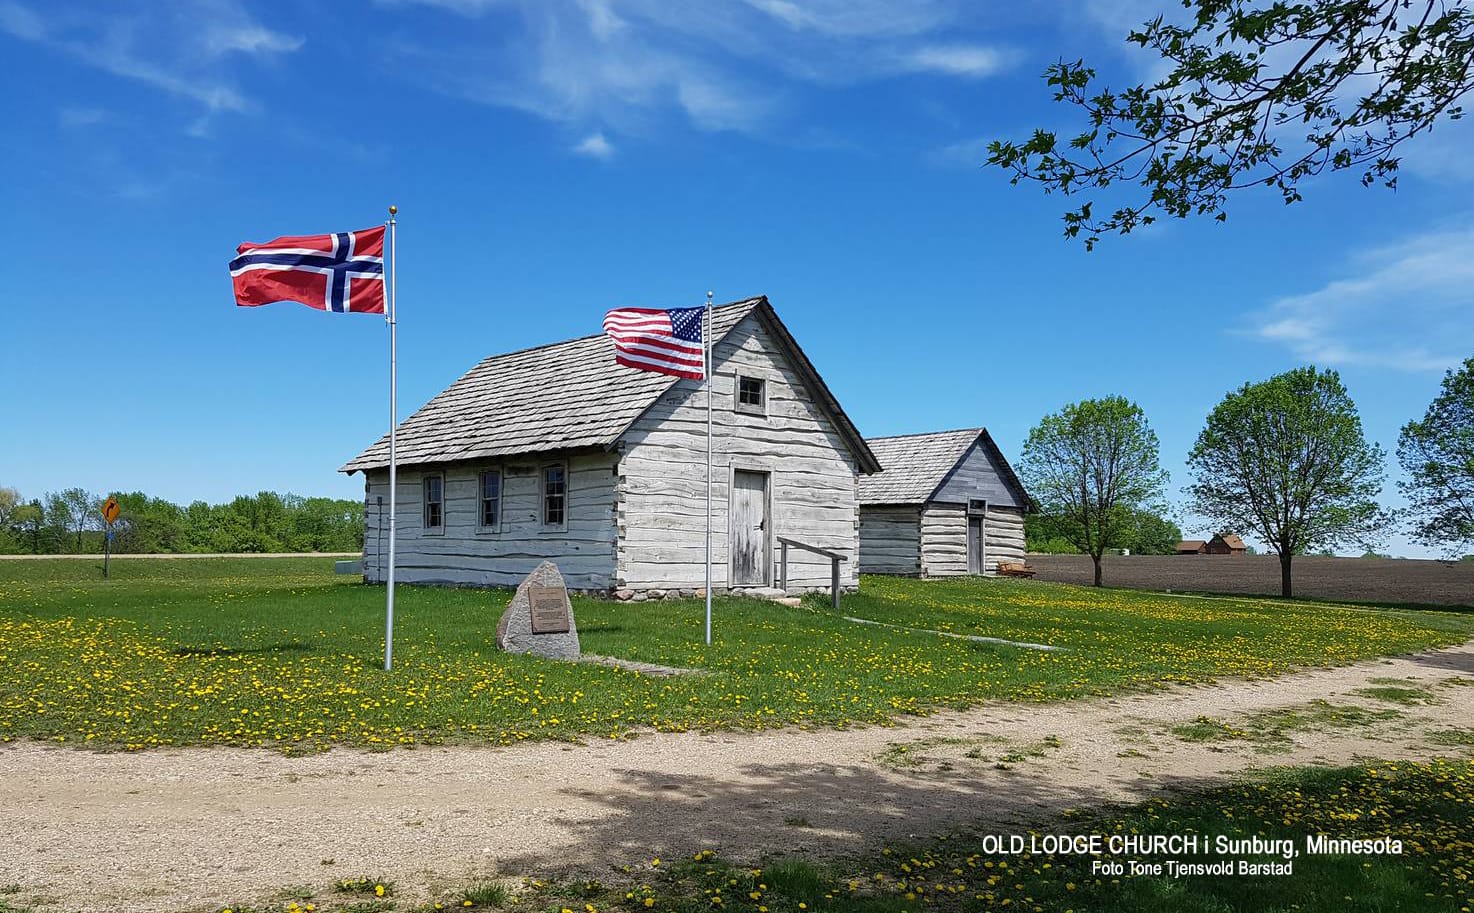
[987,1,1474,248]
[1121,507,1184,554]
[181,500,219,551]
[1019,396,1170,586]
[1397,356,1474,555]
[44,488,99,553]
[108,491,188,554]
[12,500,45,554]
[0,486,18,528]
[1028,505,1182,555]
[1024,512,1080,554]
[0,486,365,554]
[288,496,366,552]
[0,486,18,550]
[1188,367,1385,597]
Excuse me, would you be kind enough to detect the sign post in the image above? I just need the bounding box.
[101,496,120,579]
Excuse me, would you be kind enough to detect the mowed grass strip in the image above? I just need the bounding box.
[0,558,1468,751]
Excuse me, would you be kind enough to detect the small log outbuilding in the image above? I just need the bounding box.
[341,297,881,596]
[858,428,1030,576]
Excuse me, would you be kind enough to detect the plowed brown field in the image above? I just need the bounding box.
[1027,553,1474,607]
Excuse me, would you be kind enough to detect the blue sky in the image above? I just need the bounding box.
[2,0,1471,556]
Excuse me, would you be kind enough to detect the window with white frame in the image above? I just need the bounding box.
[736,375,766,413]
[423,474,444,531]
[543,464,567,527]
[478,470,501,529]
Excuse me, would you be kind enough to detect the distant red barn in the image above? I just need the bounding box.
[1206,533,1247,555]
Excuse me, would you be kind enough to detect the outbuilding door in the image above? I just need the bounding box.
[730,470,770,586]
[967,498,988,575]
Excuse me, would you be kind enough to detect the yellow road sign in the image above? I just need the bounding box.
[101,497,120,525]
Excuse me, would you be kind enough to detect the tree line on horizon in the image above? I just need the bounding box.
[1017,358,1474,596]
[1025,507,1187,557]
[0,488,364,556]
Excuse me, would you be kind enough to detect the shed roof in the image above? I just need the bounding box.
[859,427,1029,506]
[342,296,880,474]
[1177,540,1207,551]
[1214,534,1247,550]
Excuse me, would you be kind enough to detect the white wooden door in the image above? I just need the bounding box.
[730,470,770,586]
[967,516,984,575]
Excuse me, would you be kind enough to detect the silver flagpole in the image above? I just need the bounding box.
[385,205,399,671]
[704,289,713,646]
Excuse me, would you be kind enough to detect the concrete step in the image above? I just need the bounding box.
[729,587,804,608]
[731,586,786,599]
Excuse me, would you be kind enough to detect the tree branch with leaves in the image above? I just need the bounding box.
[988,0,1474,248]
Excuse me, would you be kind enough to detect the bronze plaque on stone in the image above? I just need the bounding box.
[528,585,572,634]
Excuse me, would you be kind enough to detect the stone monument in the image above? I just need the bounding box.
[495,561,581,660]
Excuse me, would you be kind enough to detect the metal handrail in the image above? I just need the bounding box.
[776,536,848,609]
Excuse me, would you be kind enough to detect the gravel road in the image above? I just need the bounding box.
[3,642,1471,912]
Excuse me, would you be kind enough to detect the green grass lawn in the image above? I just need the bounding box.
[0,558,1469,751]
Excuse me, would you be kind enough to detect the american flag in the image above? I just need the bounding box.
[603,306,706,380]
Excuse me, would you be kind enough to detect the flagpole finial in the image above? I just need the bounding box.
[706,290,713,304]
[389,205,398,216]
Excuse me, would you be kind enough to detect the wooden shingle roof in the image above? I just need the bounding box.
[342,296,880,474]
[859,427,1029,507]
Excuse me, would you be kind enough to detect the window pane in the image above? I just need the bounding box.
[739,376,764,406]
[544,465,566,525]
[480,471,500,527]
[424,476,443,529]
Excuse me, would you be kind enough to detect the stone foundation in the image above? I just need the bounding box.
[363,580,855,601]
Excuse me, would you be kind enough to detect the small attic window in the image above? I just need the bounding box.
[737,376,766,414]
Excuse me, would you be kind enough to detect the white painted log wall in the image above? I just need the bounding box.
[361,452,618,589]
[983,506,1027,570]
[617,313,862,590]
[858,505,922,574]
[917,503,1027,576]
[919,503,968,577]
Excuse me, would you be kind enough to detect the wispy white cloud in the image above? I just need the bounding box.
[903,44,1010,78]
[201,22,305,57]
[1400,115,1474,185]
[394,1,1012,142]
[0,0,302,115]
[929,135,991,168]
[1247,226,1474,372]
[741,0,951,37]
[57,106,112,128]
[0,0,43,40]
[573,131,615,159]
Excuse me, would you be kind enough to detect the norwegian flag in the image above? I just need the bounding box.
[230,226,386,314]
[603,306,706,380]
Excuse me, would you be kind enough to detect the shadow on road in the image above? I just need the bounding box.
[491,757,1212,875]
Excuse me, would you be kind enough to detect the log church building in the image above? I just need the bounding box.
[343,296,1031,596]
[343,297,881,595]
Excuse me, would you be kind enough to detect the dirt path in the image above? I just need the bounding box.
[5,643,1472,912]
